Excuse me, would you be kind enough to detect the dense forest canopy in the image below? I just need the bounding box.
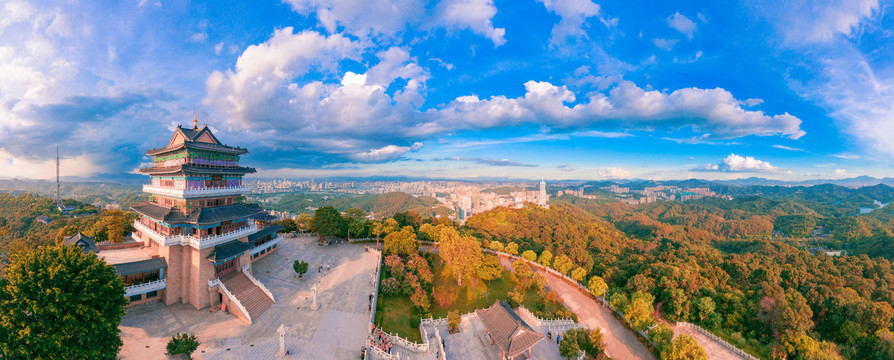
[0,193,136,271]
[459,189,894,359]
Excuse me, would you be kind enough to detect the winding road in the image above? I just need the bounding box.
[497,256,656,360]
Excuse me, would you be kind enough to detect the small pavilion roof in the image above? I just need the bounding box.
[208,240,253,262]
[248,224,283,242]
[63,232,98,254]
[130,203,263,225]
[251,212,278,222]
[113,257,167,276]
[475,301,544,358]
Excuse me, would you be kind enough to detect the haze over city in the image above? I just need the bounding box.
[2,0,892,181]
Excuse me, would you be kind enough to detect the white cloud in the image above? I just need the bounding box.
[537,0,603,47]
[282,0,425,39]
[0,149,101,179]
[214,42,224,55]
[834,168,848,176]
[754,0,878,44]
[283,0,506,46]
[204,30,434,163]
[833,153,861,159]
[771,144,804,151]
[189,32,208,43]
[351,142,423,162]
[697,153,789,173]
[598,166,630,178]
[742,98,763,106]
[435,79,805,139]
[652,38,678,51]
[436,0,506,46]
[668,12,696,39]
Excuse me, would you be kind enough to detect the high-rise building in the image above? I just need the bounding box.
[539,179,548,207]
[115,118,282,324]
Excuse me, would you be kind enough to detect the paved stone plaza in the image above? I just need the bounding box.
[118,235,379,359]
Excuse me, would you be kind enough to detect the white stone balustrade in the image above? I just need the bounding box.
[124,279,167,297]
[209,277,252,324]
[134,220,257,249]
[242,266,275,302]
[142,184,250,198]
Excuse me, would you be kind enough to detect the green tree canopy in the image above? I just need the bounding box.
[0,245,128,359]
[293,260,309,277]
[521,250,537,262]
[477,254,502,283]
[504,241,519,255]
[309,206,345,238]
[553,254,574,275]
[166,333,200,359]
[438,227,483,286]
[666,334,708,360]
[588,275,608,297]
[384,226,419,256]
[571,267,587,282]
[537,250,553,267]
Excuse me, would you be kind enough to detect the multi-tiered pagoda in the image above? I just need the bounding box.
[124,117,281,324]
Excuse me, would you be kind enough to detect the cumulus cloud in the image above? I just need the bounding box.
[696,154,789,173]
[204,29,434,164]
[434,78,805,139]
[598,166,630,178]
[537,0,604,47]
[668,12,696,39]
[350,142,423,162]
[435,0,506,46]
[283,0,506,46]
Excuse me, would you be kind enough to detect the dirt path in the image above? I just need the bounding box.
[499,257,656,360]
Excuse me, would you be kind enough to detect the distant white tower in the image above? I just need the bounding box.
[539,179,547,206]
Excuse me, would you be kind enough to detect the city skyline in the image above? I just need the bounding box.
[2,1,893,181]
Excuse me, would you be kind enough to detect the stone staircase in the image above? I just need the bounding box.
[221,272,274,322]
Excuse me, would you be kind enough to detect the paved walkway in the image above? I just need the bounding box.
[119,235,379,359]
[673,324,750,360]
[498,257,656,360]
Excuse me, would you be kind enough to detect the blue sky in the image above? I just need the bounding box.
[1,0,892,181]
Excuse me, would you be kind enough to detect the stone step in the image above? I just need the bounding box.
[221,272,274,322]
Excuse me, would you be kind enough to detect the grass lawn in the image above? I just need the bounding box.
[376,254,572,342]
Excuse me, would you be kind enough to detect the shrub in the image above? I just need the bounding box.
[166,333,199,359]
[381,277,401,295]
[448,310,461,332]
[293,260,309,277]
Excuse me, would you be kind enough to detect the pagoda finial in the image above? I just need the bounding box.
[193,114,198,130]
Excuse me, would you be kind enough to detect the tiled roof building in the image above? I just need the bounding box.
[476,301,544,359]
[96,117,283,323]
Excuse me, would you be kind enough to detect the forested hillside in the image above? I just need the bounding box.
[465,199,894,359]
[0,180,143,208]
[0,193,136,271]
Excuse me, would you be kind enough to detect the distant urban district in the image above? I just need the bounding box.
[2,177,894,359]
